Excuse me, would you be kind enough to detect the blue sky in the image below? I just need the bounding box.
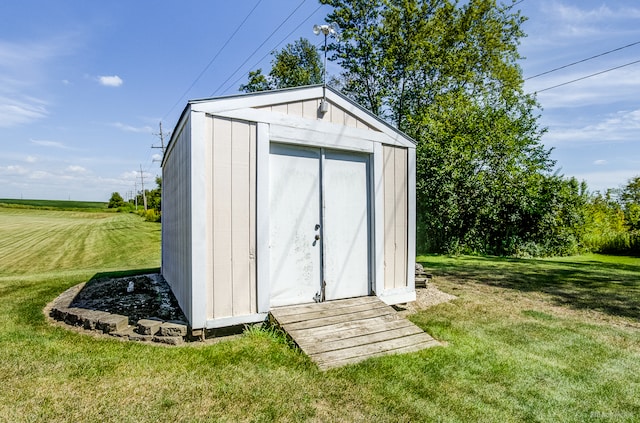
[0,0,638,201]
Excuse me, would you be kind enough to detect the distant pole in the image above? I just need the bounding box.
[139,165,148,211]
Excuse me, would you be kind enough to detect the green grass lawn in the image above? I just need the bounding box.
[0,198,108,211]
[1,205,639,422]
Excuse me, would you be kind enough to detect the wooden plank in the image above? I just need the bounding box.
[288,315,409,342]
[317,339,440,370]
[212,117,233,318]
[269,296,440,370]
[287,101,303,117]
[284,307,396,331]
[231,119,251,316]
[313,332,437,365]
[270,296,380,317]
[272,299,390,325]
[302,324,426,355]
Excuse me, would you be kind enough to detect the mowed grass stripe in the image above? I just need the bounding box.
[0,208,160,276]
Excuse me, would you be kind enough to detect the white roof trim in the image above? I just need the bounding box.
[187,85,416,148]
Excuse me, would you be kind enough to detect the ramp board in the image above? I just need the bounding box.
[269,297,440,370]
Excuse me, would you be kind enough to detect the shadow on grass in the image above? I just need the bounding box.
[419,255,640,321]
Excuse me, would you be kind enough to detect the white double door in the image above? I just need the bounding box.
[269,143,370,307]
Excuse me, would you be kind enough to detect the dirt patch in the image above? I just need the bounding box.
[394,283,458,317]
[69,274,187,325]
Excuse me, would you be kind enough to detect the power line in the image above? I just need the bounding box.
[221,4,324,95]
[210,0,308,96]
[526,40,640,80]
[162,0,264,121]
[535,58,640,93]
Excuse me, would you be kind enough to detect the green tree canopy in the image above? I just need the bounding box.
[108,192,125,209]
[322,0,572,255]
[240,38,323,92]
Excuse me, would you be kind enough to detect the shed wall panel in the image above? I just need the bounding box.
[382,145,408,290]
[162,119,193,323]
[257,100,374,130]
[208,116,257,320]
[211,118,234,318]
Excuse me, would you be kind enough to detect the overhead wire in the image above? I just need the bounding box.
[526,40,640,80]
[535,58,640,93]
[210,0,308,96]
[161,0,264,122]
[221,4,325,94]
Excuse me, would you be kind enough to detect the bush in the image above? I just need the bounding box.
[140,208,161,222]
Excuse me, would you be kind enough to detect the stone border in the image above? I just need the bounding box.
[47,282,190,346]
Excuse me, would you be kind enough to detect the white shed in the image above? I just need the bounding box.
[161,85,416,330]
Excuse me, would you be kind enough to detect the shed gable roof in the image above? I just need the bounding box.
[187,85,416,148]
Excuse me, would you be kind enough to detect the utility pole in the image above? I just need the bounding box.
[139,165,148,211]
[134,182,138,210]
[152,121,169,164]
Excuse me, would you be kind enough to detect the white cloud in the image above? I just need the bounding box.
[593,159,607,165]
[30,139,68,149]
[0,35,79,128]
[541,1,640,38]
[0,96,48,127]
[530,67,640,109]
[542,108,640,147]
[112,122,153,133]
[0,165,29,176]
[98,75,123,87]
[25,156,37,163]
[66,165,87,173]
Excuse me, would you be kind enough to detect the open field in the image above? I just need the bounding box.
[1,205,639,422]
[0,198,108,211]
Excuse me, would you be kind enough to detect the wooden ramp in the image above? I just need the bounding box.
[269,296,440,370]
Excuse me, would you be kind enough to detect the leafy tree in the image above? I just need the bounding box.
[240,38,323,92]
[323,0,561,255]
[620,175,640,231]
[108,192,125,209]
[240,69,271,93]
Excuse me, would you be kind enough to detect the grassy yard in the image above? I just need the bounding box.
[1,205,639,422]
[0,198,108,211]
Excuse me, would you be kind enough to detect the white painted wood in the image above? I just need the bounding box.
[407,148,416,292]
[189,111,209,329]
[230,119,253,317]
[323,150,370,301]
[269,123,374,153]
[383,146,396,290]
[249,123,257,314]
[212,117,233,318]
[394,147,408,289]
[189,86,416,148]
[205,313,268,329]
[373,143,385,297]
[212,107,390,147]
[162,119,193,324]
[377,286,416,305]
[256,123,271,313]
[269,144,322,307]
[163,86,420,329]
